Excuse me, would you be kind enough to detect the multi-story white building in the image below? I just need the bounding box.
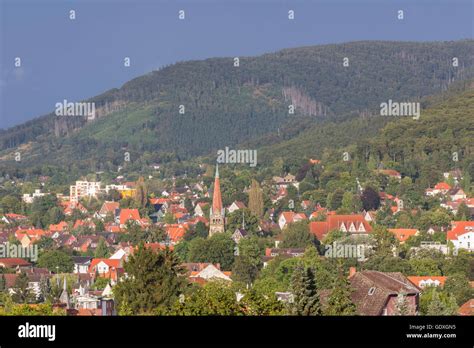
[70,181,102,203]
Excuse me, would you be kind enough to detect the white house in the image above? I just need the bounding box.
[447,221,474,252]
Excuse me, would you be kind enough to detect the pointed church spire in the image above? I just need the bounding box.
[211,164,223,215]
[209,164,225,237]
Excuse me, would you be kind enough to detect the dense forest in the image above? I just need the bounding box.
[0,40,473,178]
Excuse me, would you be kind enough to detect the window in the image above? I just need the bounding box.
[368,287,376,295]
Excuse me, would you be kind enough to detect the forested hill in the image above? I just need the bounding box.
[1,40,473,173]
[254,80,474,190]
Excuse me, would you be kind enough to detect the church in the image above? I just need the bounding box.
[209,165,225,236]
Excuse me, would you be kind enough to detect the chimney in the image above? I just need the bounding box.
[349,267,357,278]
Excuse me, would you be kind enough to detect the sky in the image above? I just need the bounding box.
[0,0,472,129]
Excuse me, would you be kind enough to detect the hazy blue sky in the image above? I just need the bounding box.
[0,0,472,129]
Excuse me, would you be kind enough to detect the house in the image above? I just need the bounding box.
[188,264,232,282]
[425,182,451,197]
[15,228,49,247]
[165,224,187,244]
[22,189,46,203]
[194,202,209,217]
[447,221,474,252]
[278,212,307,230]
[449,188,467,201]
[232,228,248,244]
[72,256,93,274]
[348,270,420,315]
[1,213,28,224]
[458,299,474,316]
[377,169,402,180]
[4,269,51,300]
[263,248,305,267]
[388,229,419,243]
[49,221,68,233]
[0,258,32,269]
[273,174,298,189]
[98,201,120,219]
[271,186,288,203]
[228,201,246,214]
[407,276,447,289]
[88,258,123,280]
[118,209,141,227]
[309,214,372,241]
[61,201,88,216]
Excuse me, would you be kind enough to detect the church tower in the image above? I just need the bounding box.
[209,164,225,237]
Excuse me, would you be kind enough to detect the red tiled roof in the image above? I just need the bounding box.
[458,299,474,316]
[388,228,419,243]
[447,221,474,241]
[88,258,121,272]
[309,214,372,240]
[119,209,141,225]
[0,258,32,268]
[434,182,451,190]
[407,276,446,289]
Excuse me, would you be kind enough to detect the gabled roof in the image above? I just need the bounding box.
[88,258,121,272]
[447,221,474,240]
[388,228,419,243]
[407,276,446,289]
[0,258,32,268]
[350,271,419,315]
[119,209,141,225]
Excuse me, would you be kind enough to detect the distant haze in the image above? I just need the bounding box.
[0,0,472,129]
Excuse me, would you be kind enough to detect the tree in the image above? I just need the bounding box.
[12,273,34,304]
[248,179,264,218]
[114,244,187,314]
[0,195,21,213]
[37,250,74,273]
[94,237,110,258]
[239,288,285,315]
[426,290,458,315]
[226,209,259,234]
[289,266,321,316]
[324,271,356,315]
[169,281,241,315]
[187,233,236,270]
[281,221,315,248]
[183,221,208,241]
[0,274,6,292]
[455,202,470,221]
[361,187,380,211]
[133,176,148,208]
[444,273,473,306]
[232,256,259,284]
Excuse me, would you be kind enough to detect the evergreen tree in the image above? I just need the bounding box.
[114,244,187,314]
[12,272,34,304]
[324,272,356,315]
[290,266,321,316]
[248,179,264,218]
[426,290,445,315]
[94,237,110,258]
[0,274,5,292]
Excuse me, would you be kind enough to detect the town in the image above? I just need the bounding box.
[0,159,472,316]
